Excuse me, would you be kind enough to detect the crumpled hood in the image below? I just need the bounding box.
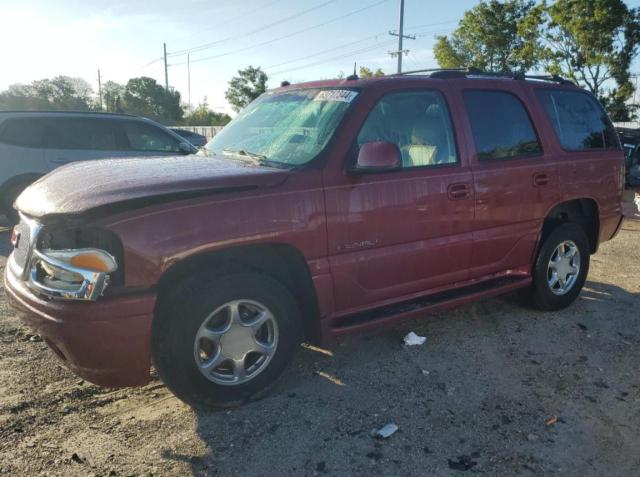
[16,154,289,218]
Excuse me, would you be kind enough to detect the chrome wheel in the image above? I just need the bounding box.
[194,300,278,386]
[547,240,581,296]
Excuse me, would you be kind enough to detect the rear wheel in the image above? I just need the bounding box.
[526,223,590,311]
[152,271,303,408]
[2,183,29,225]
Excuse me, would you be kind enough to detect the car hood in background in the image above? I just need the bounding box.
[16,155,289,218]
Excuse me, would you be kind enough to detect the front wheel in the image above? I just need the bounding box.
[526,222,590,311]
[152,271,303,408]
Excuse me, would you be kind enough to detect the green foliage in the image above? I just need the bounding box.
[434,0,546,74]
[183,98,232,126]
[122,77,183,122]
[225,66,268,113]
[544,0,640,120]
[0,76,94,110]
[359,66,385,78]
[102,81,125,113]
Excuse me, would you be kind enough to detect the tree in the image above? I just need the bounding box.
[102,81,125,113]
[122,77,183,122]
[183,97,232,126]
[544,0,640,120]
[434,0,545,74]
[0,76,94,110]
[359,66,385,78]
[225,66,268,113]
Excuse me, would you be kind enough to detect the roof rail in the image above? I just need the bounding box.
[394,68,576,85]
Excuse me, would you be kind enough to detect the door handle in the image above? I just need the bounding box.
[447,183,471,200]
[533,172,549,187]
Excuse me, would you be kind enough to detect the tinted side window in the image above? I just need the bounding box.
[464,90,542,160]
[123,122,181,153]
[536,89,619,151]
[0,118,47,148]
[46,118,125,150]
[357,90,458,168]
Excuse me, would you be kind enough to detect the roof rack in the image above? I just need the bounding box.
[395,68,576,85]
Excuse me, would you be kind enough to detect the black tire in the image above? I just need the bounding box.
[152,271,303,408]
[2,183,28,225]
[526,222,590,311]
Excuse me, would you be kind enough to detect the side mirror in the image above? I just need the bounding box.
[178,142,195,154]
[352,141,402,173]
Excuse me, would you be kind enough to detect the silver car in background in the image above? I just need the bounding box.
[0,111,196,223]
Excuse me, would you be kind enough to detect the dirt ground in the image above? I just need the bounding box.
[0,203,639,477]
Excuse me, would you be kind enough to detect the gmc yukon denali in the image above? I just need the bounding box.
[4,71,624,408]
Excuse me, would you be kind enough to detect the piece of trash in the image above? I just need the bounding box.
[545,415,558,426]
[314,371,345,386]
[403,332,427,346]
[421,370,430,376]
[373,423,398,439]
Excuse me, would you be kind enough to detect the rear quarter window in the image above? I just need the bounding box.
[0,118,47,148]
[535,89,620,151]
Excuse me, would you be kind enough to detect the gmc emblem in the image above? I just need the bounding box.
[10,228,20,249]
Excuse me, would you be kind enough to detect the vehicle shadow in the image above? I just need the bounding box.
[0,215,11,258]
[162,280,640,476]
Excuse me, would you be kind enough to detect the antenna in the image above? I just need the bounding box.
[346,62,359,81]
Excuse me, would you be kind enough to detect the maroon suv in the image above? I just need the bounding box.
[4,71,624,407]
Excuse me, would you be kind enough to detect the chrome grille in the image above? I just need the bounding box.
[12,220,32,269]
[9,215,42,280]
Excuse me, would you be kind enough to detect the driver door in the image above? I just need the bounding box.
[323,87,475,313]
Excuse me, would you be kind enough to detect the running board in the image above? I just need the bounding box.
[328,275,531,335]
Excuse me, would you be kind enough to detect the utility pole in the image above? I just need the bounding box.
[188,53,191,111]
[389,0,415,74]
[97,69,103,111]
[163,42,169,91]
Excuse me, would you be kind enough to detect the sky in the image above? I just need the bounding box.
[0,0,639,115]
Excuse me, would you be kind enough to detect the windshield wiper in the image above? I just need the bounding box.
[222,148,268,165]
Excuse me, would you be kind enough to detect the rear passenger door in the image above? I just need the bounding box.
[459,86,555,278]
[324,87,475,313]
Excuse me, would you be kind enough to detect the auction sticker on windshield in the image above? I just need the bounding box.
[314,90,358,103]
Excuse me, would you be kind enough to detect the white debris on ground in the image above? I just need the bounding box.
[373,423,399,439]
[403,331,427,346]
[635,194,640,213]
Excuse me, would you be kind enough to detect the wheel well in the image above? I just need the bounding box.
[0,173,43,211]
[155,243,322,344]
[542,199,599,253]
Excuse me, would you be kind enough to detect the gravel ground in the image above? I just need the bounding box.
[0,208,639,477]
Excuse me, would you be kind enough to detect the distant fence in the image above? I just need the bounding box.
[171,126,225,141]
[614,122,640,130]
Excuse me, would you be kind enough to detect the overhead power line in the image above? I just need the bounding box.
[171,0,391,67]
[268,40,398,77]
[168,0,339,58]
[265,25,456,77]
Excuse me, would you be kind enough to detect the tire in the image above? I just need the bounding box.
[152,271,303,408]
[526,222,590,311]
[2,183,29,225]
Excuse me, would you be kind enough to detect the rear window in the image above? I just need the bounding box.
[535,89,619,151]
[463,90,542,160]
[0,118,47,148]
